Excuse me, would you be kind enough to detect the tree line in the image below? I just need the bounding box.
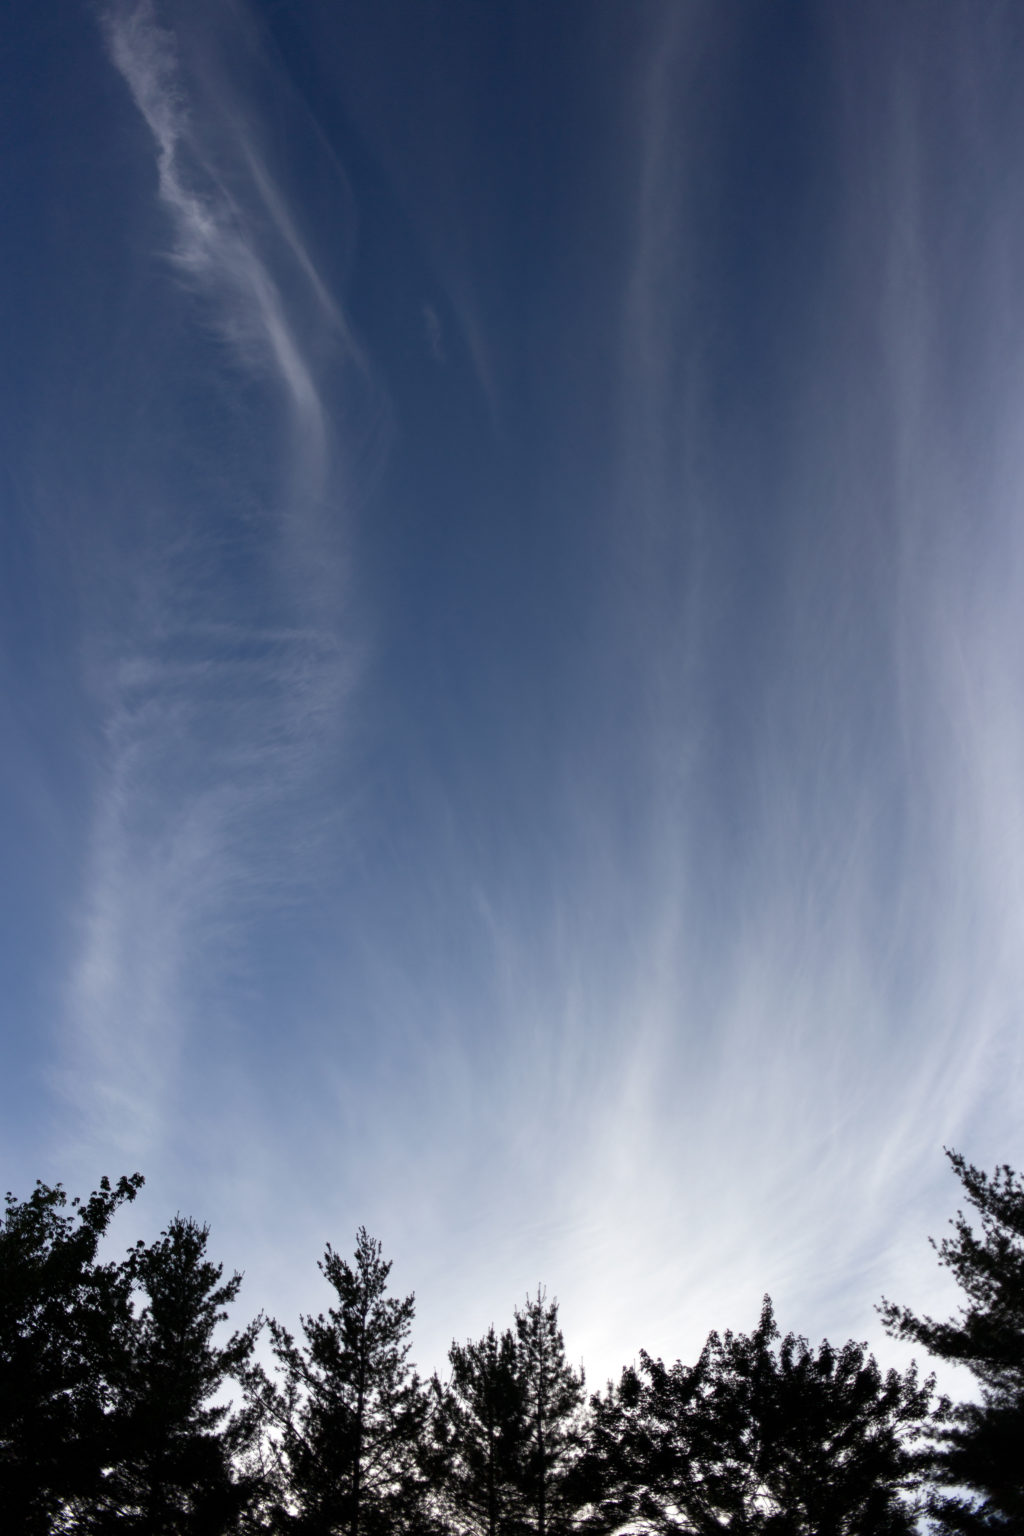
[2,1149,1021,1534]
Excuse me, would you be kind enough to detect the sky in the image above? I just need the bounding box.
[3,0,1024,1393]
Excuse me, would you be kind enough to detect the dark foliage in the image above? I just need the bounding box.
[244,1226,429,1536]
[6,1153,1020,1534]
[431,1296,584,1536]
[0,1177,262,1534]
[0,1174,142,1534]
[880,1150,1024,1533]
[513,1289,585,1536]
[96,1215,263,1533]
[580,1295,932,1534]
[431,1324,528,1536]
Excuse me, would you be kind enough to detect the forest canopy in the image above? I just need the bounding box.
[2,1150,1021,1534]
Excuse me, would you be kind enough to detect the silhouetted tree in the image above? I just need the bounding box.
[94,1214,262,1534]
[0,1173,142,1534]
[246,1227,428,1536]
[581,1296,931,1534]
[431,1324,528,1536]
[513,1289,585,1536]
[880,1150,1024,1533]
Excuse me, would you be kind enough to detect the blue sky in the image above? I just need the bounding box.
[3,0,1024,1389]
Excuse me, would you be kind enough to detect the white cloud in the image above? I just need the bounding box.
[104,0,357,498]
[46,1,1024,1401]
[59,3,365,1169]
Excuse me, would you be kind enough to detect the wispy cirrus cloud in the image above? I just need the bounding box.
[425,2,1024,1386]
[59,1,368,1167]
[105,1,337,460]
[31,0,1024,1399]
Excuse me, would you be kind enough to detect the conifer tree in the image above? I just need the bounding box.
[581,1297,931,1534]
[248,1227,428,1536]
[880,1150,1024,1533]
[97,1215,262,1534]
[513,1289,585,1536]
[431,1324,527,1536]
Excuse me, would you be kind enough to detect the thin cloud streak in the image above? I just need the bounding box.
[122,4,1023,1392]
[60,1,363,1166]
[16,0,1021,1399]
[109,0,328,457]
[419,4,1024,1384]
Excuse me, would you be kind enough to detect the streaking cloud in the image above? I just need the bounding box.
[1,1,1021,1398]
[59,1,367,1165]
[104,0,351,493]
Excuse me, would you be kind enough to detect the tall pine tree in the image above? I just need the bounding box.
[248,1227,428,1536]
[513,1290,584,1536]
[97,1215,262,1534]
[431,1324,527,1536]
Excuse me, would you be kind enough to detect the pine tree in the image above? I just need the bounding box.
[431,1324,528,1536]
[96,1215,262,1534]
[880,1150,1024,1533]
[248,1227,428,1536]
[513,1289,585,1536]
[581,1297,931,1534]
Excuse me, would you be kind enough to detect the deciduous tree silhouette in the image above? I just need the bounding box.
[880,1150,1024,1533]
[0,1174,142,1534]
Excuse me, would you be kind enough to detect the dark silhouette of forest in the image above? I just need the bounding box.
[2,1149,1021,1534]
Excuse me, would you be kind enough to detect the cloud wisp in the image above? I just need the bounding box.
[26,0,1024,1397]
[59,1,366,1167]
[105,1,338,479]
[414,2,1024,1383]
